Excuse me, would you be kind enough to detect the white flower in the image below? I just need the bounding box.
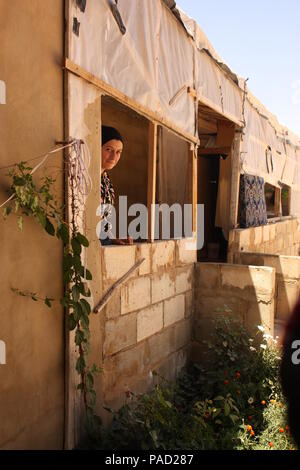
[223,341,228,348]
[260,344,267,350]
[257,325,265,332]
[248,397,254,404]
[249,346,256,351]
[263,334,272,340]
[249,338,254,343]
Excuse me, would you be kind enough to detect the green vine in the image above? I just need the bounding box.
[2,161,101,435]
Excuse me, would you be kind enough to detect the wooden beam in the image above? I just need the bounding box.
[187,86,197,99]
[64,58,198,145]
[198,117,218,134]
[198,147,231,156]
[147,122,158,242]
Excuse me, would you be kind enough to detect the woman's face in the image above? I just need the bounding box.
[101,139,123,171]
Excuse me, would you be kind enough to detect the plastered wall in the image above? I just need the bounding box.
[228,218,300,262]
[193,262,276,363]
[0,0,64,449]
[99,239,196,421]
[233,252,300,322]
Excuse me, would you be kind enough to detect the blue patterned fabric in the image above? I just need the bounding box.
[238,174,267,228]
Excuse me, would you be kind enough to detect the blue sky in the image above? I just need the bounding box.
[177,0,300,136]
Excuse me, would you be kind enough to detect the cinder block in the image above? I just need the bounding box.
[277,237,284,253]
[147,327,175,365]
[137,303,163,342]
[269,224,276,241]
[221,264,275,297]
[245,299,274,336]
[136,243,151,275]
[175,238,197,266]
[152,240,175,273]
[102,342,146,392]
[104,313,137,356]
[194,288,246,322]
[239,229,251,249]
[254,226,263,246]
[164,294,185,327]
[114,342,146,377]
[102,245,136,282]
[175,266,193,294]
[174,319,192,350]
[105,290,121,319]
[277,256,300,279]
[152,271,176,303]
[263,225,270,243]
[121,276,151,315]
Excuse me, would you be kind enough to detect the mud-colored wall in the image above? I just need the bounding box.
[193,262,276,363]
[228,218,300,262]
[233,252,300,322]
[100,239,196,422]
[0,1,64,449]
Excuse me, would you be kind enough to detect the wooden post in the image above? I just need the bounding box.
[274,187,281,217]
[229,132,242,228]
[192,145,198,234]
[147,122,158,242]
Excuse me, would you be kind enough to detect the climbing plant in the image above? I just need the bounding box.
[2,159,101,435]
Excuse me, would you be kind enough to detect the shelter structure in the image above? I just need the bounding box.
[0,0,299,449]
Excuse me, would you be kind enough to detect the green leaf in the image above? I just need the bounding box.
[18,216,23,231]
[33,195,39,210]
[45,218,55,236]
[63,253,74,270]
[76,233,89,247]
[2,205,12,219]
[44,298,53,308]
[36,210,46,228]
[78,282,90,297]
[14,176,26,186]
[72,285,80,303]
[73,255,82,272]
[57,224,69,244]
[224,402,230,416]
[60,296,70,308]
[68,314,77,331]
[89,389,96,406]
[79,267,92,280]
[75,329,85,346]
[81,313,90,331]
[73,302,83,322]
[71,238,81,255]
[86,371,94,390]
[76,356,86,374]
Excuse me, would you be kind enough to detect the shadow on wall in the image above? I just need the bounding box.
[232,252,300,328]
[192,262,276,363]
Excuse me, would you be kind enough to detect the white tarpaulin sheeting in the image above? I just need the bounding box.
[69,0,300,190]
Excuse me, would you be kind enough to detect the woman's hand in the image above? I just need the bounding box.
[112,237,134,245]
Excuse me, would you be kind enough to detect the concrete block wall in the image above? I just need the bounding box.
[193,263,276,363]
[228,218,300,262]
[234,252,300,322]
[100,239,196,413]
